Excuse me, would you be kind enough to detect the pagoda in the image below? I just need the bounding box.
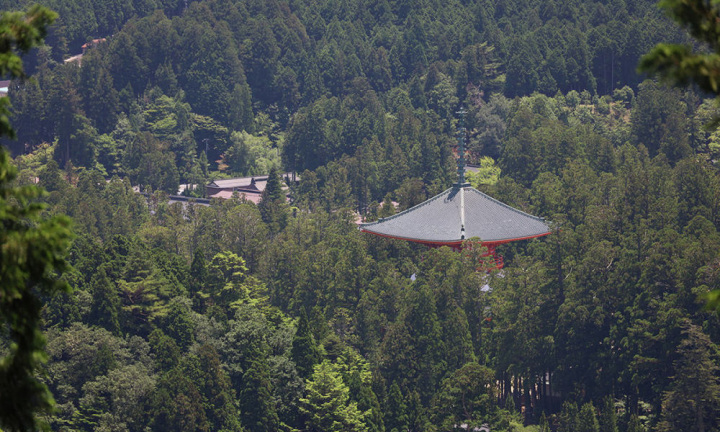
[360,109,551,268]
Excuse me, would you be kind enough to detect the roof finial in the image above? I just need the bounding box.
[456,106,467,186]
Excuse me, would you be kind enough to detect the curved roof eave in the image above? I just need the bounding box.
[360,185,551,244]
[359,228,552,245]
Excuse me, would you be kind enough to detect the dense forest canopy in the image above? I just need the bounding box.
[1,0,720,431]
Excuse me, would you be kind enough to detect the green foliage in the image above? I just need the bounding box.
[299,360,369,432]
[558,402,580,432]
[0,5,56,139]
[88,267,120,335]
[657,322,720,432]
[150,366,210,432]
[599,396,619,432]
[384,382,408,432]
[259,166,289,232]
[631,80,691,161]
[292,308,321,379]
[639,0,720,122]
[196,344,244,432]
[0,8,73,430]
[45,323,154,430]
[224,131,280,176]
[578,402,600,432]
[239,357,278,432]
[467,156,501,187]
[203,251,269,317]
[431,362,497,430]
[8,1,720,431]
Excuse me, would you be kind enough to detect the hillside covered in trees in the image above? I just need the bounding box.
[2,0,720,431]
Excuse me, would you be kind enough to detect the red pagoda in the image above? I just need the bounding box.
[360,109,551,268]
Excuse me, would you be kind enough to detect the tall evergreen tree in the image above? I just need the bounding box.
[558,401,580,432]
[299,361,368,432]
[578,402,600,432]
[657,323,720,432]
[196,345,244,432]
[599,396,619,432]
[626,414,645,432]
[384,382,408,432]
[88,267,120,335]
[150,367,210,432]
[190,249,208,296]
[258,166,289,232]
[239,357,279,432]
[292,308,321,378]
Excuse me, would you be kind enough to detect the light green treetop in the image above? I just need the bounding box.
[299,360,369,432]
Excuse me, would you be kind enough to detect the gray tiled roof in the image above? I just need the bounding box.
[360,185,550,244]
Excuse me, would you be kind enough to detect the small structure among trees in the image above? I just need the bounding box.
[360,109,551,267]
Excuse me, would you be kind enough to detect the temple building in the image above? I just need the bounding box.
[360,109,551,268]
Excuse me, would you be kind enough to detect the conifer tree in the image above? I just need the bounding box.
[299,361,368,432]
[385,382,408,432]
[405,390,432,432]
[258,166,289,232]
[640,0,720,126]
[150,367,210,432]
[239,357,279,432]
[558,401,580,432]
[38,159,66,193]
[345,370,385,432]
[162,299,195,350]
[190,249,208,296]
[89,267,121,335]
[657,324,720,432]
[148,329,181,372]
[599,396,618,432]
[578,402,600,432]
[196,345,244,432]
[292,308,322,378]
[539,411,550,432]
[626,414,645,432]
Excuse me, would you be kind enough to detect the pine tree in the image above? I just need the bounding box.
[385,382,408,432]
[626,414,645,432]
[346,370,385,432]
[38,159,66,193]
[405,390,431,432]
[150,367,210,432]
[197,345,244,432]
[162,299,195,350]
[558,401,580,432]
[578,402,600,432]
[10,78,47,153]
[190,249,208,296]
[539,412,550,432]
[292,308,322,378]
[79,49,119,134]
[258,167,288,233]
[657,323,720,432]
[599,396,618,432]
[88,267,120,335]
[148,329,181,372]
[239,357,279,432]
[299,361,368,432]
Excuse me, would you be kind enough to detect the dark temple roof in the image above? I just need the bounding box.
[360,185,551,245]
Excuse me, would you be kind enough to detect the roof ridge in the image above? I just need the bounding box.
[465,187,546,222]
[359,187,454,227]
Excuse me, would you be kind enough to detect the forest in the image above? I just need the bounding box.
[1,0,720,431]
